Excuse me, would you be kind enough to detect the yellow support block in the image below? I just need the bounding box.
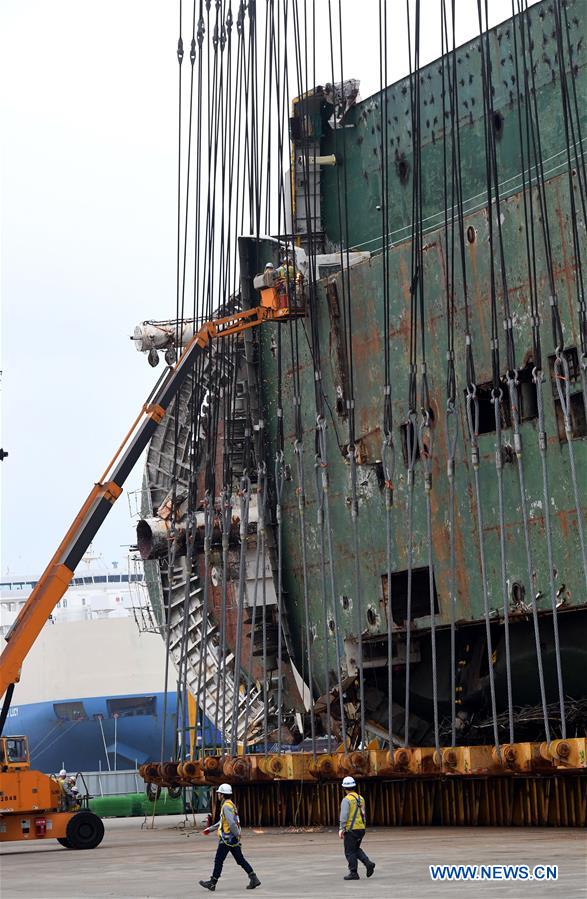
[442,745,501,775]
[543,738,587,769]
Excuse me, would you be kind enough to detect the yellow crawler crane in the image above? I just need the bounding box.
[0,280,304,847]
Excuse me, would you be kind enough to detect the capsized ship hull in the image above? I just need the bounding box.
[138,0,587,751]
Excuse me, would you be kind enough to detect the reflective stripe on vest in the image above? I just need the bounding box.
[219,799,239,841]
[346,792,366,831]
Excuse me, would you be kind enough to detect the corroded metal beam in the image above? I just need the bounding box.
[140,738,586,789]
[140,748,587,826]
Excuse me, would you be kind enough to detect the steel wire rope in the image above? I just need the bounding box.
[288,0,339,754]
[203,1,226,325]
[289,0,319,759]
[159,0,192,767]
[552,0,586,405]
[409,0,441,757]
[290,0,336,746]
[440,5,498,752]
[557,1,587,400]
[377,0,397,751]
[445,0,494,748]
[464,392,500,750]
[271,0,293,755]
[237,3,268,748]
[547,4,587,585]
[175,1,203,764]
[476,0,519,744]
[196,0,227,755]
[176,519,198,759]
[241,0,276,750]
[513,0,567,736]
[229,475,251,755]
[317,418,348,750]
[262,489,269,756]
[522,4,562,348]
[192,495,213,756]
[402,0,421,751]
[313,453,333,752]
[478,5,550,744]
[218,486,232,753]
[338,1,365,750]
[218,3,250,752]
[229,5,249,297]
[522,2,587,592]
[325,0,365,749]
[484,0,550,738]
[275,445,285,753]
[439,0,460,748]
[200,3,230,756]
[212,5,240,755]
[243,463,267,752]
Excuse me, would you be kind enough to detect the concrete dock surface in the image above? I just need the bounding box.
[1,815,585,898]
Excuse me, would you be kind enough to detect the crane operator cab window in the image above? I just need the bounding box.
[1,735,30,769]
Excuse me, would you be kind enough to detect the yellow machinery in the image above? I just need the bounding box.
[0,734,104,848]
[0,287,302,847]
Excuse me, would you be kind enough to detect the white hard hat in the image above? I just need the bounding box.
[216,783,233,795]
[342,776,356,788]
[59,769,67,777]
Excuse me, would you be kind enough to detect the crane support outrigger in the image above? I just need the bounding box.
[0,272,301,847]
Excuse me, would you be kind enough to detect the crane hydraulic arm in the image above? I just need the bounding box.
[0,302,281,730]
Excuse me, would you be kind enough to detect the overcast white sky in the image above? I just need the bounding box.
[1,0,537,575]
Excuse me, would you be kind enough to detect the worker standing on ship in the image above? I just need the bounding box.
[338,776,376,880]
[199,783,261,892]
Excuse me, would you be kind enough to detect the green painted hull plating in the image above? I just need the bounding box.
[254,0,586,743]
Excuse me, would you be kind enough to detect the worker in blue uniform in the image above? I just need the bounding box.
[338,776,376,880]
[199,783,261,891]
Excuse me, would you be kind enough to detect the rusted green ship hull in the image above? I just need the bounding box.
[252,0,586,744]
[140,0,586,751]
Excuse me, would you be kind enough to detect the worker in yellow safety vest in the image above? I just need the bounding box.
[199,783,261,892]
[275,257,296,309]
[338,776,376,881]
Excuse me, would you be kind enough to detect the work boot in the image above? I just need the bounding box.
[344,872,360,880]
[366,862,376,878]
[199,878,217,892]
[246,872,261,889]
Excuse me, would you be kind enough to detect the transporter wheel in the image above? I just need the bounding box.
[167,786,182,800]
[65,811,105,850]
[57,837,73,849]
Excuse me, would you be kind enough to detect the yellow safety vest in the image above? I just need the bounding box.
[345,792,366,832]
[219,799,240,841]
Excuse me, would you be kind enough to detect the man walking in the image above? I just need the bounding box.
[338,776,376,881]
[199,783,261,892]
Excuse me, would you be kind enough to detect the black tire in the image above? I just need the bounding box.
[167,785,182,800]
[65,811,105,850]
[57,837,73,849]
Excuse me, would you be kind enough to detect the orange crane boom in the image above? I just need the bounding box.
[0,302,284,713]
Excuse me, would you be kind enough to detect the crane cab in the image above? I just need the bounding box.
[1,735,30,772]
